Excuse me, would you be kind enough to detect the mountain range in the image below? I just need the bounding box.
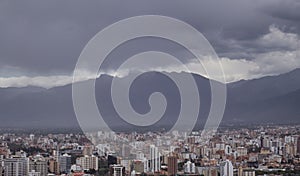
[0,68,300,130]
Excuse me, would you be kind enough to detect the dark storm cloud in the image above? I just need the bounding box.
[0,0,299,77]
[262,0,300,23]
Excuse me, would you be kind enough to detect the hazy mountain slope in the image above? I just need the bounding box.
[224,68,300,123]
[0,69,299,129]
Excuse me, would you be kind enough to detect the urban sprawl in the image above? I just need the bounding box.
[1,125,300,176]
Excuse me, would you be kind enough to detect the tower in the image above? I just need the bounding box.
[220,160,233,176]
[4,157,29,176]
[149,145,160,173]
[167,156,178,176]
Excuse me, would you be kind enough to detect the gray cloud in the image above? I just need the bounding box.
[0,0,299,88]
[262,0,300,22]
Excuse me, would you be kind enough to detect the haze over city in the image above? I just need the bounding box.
[0,0,300,176]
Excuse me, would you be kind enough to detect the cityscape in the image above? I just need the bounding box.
[1,0,300,176]
[1,125,300,175]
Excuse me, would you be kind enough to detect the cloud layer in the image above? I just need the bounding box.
[0,0,299,88]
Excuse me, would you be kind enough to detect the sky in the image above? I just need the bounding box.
[0,0,300,88]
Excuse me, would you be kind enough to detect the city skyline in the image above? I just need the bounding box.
[0,0,300,176]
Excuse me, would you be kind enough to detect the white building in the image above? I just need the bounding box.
[184,161,196,174]
[225,145,232,155]
[220,160,233,176]
[76,155,98,171]
[111,165,124,176]
[4,157,29,176]
[149,145,160,173]
[143,157,148,173]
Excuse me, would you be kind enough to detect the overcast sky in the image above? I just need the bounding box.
[0,0,300,88]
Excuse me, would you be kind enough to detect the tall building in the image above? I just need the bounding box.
[297,136,300,154]
[184,161,195,174]
[238,166,243,176]
[49,159,60,175]
[76,155,98,171]
[0,162,3,176]
[83,145,93,156]
[59,154,72,174]
[29,155,48,176]
[149,145,160,173]
[167,156,177,176]
[220,160,233,176]
[142,157,148,173]
[4,157,29,176]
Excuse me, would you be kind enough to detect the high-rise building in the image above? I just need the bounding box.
[167,156,177,176]
[49,159,60,175]
[59,154,72,174]
[184,161,195,174]
[220,160,233,176]
[29,155,48,176]
[149,145,160,173]
[142,157,148,173]
[76,155,98,171]
[0,161,3,176]
[238,166,243,176]
[297,136,300,154]
[4,157,29,176]
[83,145,93,156]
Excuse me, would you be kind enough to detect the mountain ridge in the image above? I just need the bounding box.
[0,69,299,129]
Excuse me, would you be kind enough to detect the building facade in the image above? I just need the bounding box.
[4,157,29,176]
[149,145,160,173]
